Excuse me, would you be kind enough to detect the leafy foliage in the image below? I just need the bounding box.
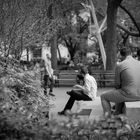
[0,57,50,139]
[1,108,140,139]
[0,0,66,59]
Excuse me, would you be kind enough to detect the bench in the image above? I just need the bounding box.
[75,98,140,121]
[73,97,102,119]
[54,70,115,87]
[92,70,115,88]
[125,101,140,121]
[53,70,79,87]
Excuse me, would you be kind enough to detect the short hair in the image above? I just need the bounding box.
[120,47,131,57]
[80,66,88,75]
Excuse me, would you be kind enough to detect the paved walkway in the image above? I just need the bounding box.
[49,87,140,122]
[49,87,112,121]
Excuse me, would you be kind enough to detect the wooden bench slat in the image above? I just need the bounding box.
[54,70,115,87]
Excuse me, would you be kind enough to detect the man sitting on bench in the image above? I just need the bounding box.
[101,47,140,117]
[58,66,97,115]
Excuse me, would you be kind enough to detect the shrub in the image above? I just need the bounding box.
[0,57,50,139]
[0,112,140,140]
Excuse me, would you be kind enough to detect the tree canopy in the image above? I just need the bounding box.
[0,0,140,69]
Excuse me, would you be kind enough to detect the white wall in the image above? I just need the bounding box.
[20,49,33,61]
[57,44,71,62]
[20,43,71,62]
[42,43,51,61]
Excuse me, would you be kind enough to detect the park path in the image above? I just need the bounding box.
[49,87,140,122]
[49,87,112,121]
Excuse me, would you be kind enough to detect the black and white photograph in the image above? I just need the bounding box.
[0,0,140,139]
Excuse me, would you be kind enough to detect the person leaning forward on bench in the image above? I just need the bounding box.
[58,66,97,115]
[101,47,140,117]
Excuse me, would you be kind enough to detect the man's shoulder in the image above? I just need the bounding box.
[85,74,92,79]
[89,74,96,81]
[115,61,127,72]
[116,57,140,71]
[117,59,129,67]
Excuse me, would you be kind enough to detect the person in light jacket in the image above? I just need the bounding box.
[42,53,55,96]
[58,66,97,115]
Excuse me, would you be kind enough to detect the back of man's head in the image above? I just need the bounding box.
[80,66,88,75]
[120,47,131,57]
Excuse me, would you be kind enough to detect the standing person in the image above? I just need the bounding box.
[40,59,47,92]
[34,60,41,80]
[44,53,55,96]
[58,66,97,115]
[137,48,140,61]
[101,47,140,117]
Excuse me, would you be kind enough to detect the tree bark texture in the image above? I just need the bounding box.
[0,0,4,38]
[51,35,58,69]
[106,0,123,70]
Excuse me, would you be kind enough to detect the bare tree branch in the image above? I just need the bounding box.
[96,4,140,37]
[8,17,21,40]
[16,16,27,29]
[119,4,140,35]
[117,23,140,37]
[114,0,124,6]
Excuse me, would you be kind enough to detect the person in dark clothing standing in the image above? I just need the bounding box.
[137,48,140,61]
[40,56,54,97]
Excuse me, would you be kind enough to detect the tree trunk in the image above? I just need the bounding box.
[106,0,123,70]
[0,0,4,38]
[51,35,57,70]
